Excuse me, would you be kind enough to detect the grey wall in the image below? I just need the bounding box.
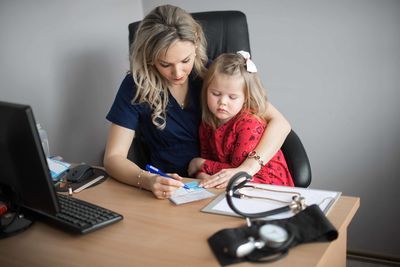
[0,0,143,164]
[144,0,400,257]
[1,0,399,258]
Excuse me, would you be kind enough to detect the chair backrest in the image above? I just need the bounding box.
[127,10,312,187]
[281,130,312,187]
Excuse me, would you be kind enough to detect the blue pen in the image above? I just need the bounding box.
[145,164,189,189]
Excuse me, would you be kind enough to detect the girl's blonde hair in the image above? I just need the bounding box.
[201,53,269,129]
[130,5,208,129]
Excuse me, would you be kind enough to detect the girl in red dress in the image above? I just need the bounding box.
[188,51,294,188]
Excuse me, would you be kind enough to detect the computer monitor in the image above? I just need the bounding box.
[0,101,59,215]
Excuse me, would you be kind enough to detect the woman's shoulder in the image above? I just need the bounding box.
[111,72,149,111]
[116,72,145,105]
[118,72,136,94]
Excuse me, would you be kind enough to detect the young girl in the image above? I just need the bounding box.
[189,51,294,188]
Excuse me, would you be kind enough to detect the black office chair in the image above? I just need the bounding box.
[127,11,311,187]
[281,130,311,187]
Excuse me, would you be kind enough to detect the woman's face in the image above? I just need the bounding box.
[207,72,245,125]
[154,40,196,89]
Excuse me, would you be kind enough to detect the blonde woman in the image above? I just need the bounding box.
[104,5,291,199]
[188,52,294,188]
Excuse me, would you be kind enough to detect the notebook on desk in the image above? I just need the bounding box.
[0,101,123,234]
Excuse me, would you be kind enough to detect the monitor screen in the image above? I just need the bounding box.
[0,101,59,215]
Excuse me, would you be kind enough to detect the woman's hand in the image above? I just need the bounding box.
[148,173,185,199]
[199,167,246,189]
[188,157,205,177]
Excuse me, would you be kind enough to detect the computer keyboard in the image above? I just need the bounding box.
[45,194,123,234]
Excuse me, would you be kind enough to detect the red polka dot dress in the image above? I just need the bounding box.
[199,112,294,186]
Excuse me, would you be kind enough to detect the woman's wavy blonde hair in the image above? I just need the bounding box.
[201,53,269,129]
[130,5,208,129]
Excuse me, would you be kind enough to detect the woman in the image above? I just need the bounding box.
[104,5,291,199]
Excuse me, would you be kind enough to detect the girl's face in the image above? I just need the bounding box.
[207,73,245,125]
[154,40,196,89]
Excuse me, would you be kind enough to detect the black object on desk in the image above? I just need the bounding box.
[0,101,123,235]
[56,166,108,193]
[66,164,94,183]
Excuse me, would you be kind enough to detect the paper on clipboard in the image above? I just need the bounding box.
[201,183,341,220]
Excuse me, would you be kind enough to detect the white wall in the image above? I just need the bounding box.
[0,0,143,164]
[1,0,399,258]
[143,0,400,257]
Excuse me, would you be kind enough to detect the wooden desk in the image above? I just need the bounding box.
[0,179,359,267]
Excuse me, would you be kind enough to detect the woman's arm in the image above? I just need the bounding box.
[201,102,291,188]
[239,102,291,174]
[103,123,185,199]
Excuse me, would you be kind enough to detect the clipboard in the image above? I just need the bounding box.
[201,183,341,220]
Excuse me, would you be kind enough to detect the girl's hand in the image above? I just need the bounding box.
[148,173,185,199]
[200,166,251,189]
[199,167,243,189]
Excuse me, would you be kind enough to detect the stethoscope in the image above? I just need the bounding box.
[225,171,306,261]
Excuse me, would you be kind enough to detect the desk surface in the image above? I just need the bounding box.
[0,179,359,267]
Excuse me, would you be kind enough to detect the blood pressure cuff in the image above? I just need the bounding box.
[208,204,338,266]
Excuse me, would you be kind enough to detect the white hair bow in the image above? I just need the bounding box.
[237,50,257,73]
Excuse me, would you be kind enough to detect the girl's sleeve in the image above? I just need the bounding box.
[200,160,229,175]
[200,115,265,174]
[198,124,225,175]
[229,116,265,167]
[199,123,212,159]
[199,123,231,174]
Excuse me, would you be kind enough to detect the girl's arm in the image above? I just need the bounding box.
[103,123,185,199]
[201,117,264,173]
[201,102,291,188]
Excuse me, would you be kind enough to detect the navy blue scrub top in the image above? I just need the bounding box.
[106,73,202,177]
